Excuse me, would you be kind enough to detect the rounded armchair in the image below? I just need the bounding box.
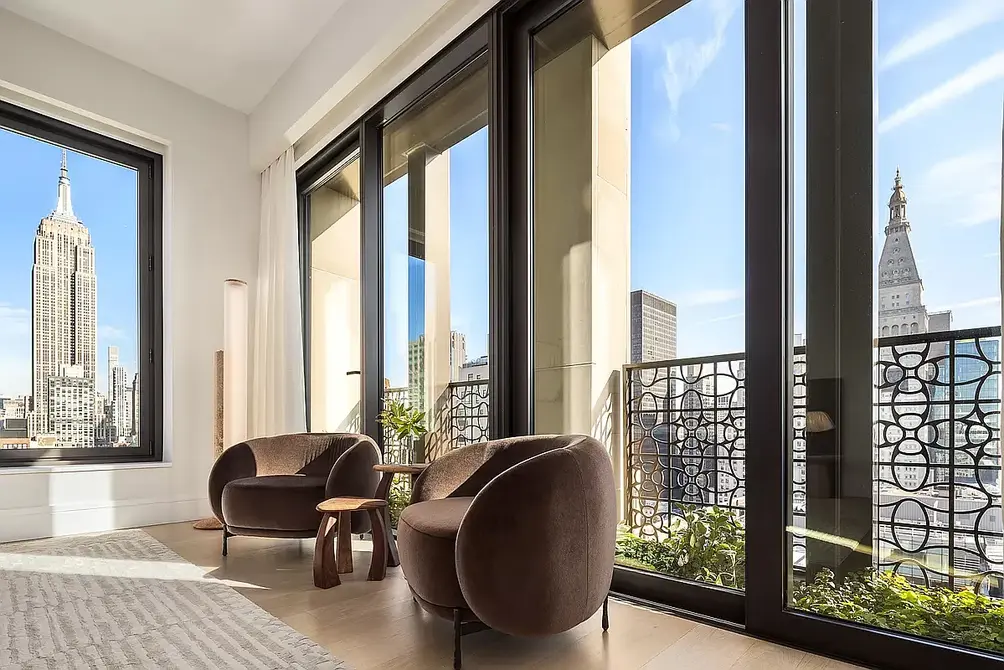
[209,432,380,555]
[396,435,616,668]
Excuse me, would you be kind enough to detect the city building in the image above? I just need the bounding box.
[109,349,128,440]
[877,170,951,336]
[132,372,141,438]
[107,346,119,398]
[30,151,97,442]
[408,336,425,412]
[94,392,112,446]
[46,364,95,449]
[0,396,27,420]
[630,290,677,363]
[449,331,467,382]
[459,355,488,381]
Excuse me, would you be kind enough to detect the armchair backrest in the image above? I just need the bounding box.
[239,433,364,477]
[412,435,585,503]
[455,435,617,636]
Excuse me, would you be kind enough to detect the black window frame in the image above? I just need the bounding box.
[0,99,163,467]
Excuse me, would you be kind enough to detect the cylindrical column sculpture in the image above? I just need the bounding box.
[223,279,248,448]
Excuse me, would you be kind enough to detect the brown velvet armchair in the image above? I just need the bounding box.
[396,435,617,669]
[209,433,380,555]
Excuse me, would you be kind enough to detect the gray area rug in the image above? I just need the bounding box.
[0,529,348,669]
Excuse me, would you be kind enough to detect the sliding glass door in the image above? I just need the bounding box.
[381,55,490,463]
[303,150,364,433]
[514,0,747,621]
[782,0,1004,659]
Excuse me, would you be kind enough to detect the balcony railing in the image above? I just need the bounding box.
[623,327,1003,593]
[382,380,489,463]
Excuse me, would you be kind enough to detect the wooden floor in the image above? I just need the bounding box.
[144,522,866,670]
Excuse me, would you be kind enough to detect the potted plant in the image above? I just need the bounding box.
[377,400,428,464]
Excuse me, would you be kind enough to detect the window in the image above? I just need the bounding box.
[382,58,489,461]
[529,0,746,598]
[0,101,162,465]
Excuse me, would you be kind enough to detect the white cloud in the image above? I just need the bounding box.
[658,0,740,141]
[699,311,744,325]
[932,296,1000,311]
[880,0,1004,71]
[710,122,732,133]
[98,324,128,340]
[878,51,1004,133]
[681,288,742,306]
[919,147,1002,227]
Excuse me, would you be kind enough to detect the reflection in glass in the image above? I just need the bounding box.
[309,155,362,434]
[382,60,489,464]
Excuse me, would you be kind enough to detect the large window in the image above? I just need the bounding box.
[382,58,489,463]
[528,0,747,607]
[0,101,162,465]
[787,0,1004,657]
[294,1,1004,667]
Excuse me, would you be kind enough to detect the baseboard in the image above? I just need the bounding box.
[0,496,212,543]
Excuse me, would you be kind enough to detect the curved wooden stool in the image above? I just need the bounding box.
[313,497,388,588]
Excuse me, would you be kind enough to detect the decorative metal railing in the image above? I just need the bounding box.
[875,327,1002,592]
[624,327,1003,593]
[381,381,489,463]
[426,380,490,461]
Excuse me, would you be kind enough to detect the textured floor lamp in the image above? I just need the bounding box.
[194,279,249,530]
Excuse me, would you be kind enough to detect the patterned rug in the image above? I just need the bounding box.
[0,529,348,669]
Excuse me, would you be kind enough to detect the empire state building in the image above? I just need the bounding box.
[30,150,97,447]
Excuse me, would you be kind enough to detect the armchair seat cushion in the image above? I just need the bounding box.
[397,497,474,609]
[222,475,327,532]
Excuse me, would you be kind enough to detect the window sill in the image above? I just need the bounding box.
[0,461,171,475]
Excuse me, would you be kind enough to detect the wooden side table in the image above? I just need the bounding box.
[313,497,388,588]
[373,463,428,567]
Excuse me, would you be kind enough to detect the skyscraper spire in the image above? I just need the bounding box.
[888,167,908,228]
[54,148,74,219]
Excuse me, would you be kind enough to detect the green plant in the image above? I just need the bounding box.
[793,568,1004,653]
[387,476,411,530]
[615,504,745,589]
[377,400,428,442]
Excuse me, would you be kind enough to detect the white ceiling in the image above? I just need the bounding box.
[0,0,346,113]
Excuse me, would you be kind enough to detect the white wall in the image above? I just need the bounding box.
[0,9,259,542]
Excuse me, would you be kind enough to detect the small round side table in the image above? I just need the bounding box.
[313,497,388,589]
[373,463,429,567]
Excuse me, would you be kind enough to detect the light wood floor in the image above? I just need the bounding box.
[144,522,867,670]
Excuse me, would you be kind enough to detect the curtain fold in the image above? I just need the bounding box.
[251,147,306,437]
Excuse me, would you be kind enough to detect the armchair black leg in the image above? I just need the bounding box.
[602,596,609,631]
[454,609,462,669]
[222,525,231,557]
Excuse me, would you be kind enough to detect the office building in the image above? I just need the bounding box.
[630,290,677,363]
[30,151,97,440]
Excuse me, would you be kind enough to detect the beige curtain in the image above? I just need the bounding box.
[251,148,306,436]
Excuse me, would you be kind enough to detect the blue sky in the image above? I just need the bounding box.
[0,129,138,397]
[4,0,1002,393]
[381,0,1004,385]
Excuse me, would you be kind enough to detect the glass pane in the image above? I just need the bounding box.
[309,154,362,434]
[789,0,1004,656]
[382,60,489,465]
[531,0,747,590]
[0,129,139,450]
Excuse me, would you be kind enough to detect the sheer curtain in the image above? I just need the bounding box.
[251,147,306,437]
